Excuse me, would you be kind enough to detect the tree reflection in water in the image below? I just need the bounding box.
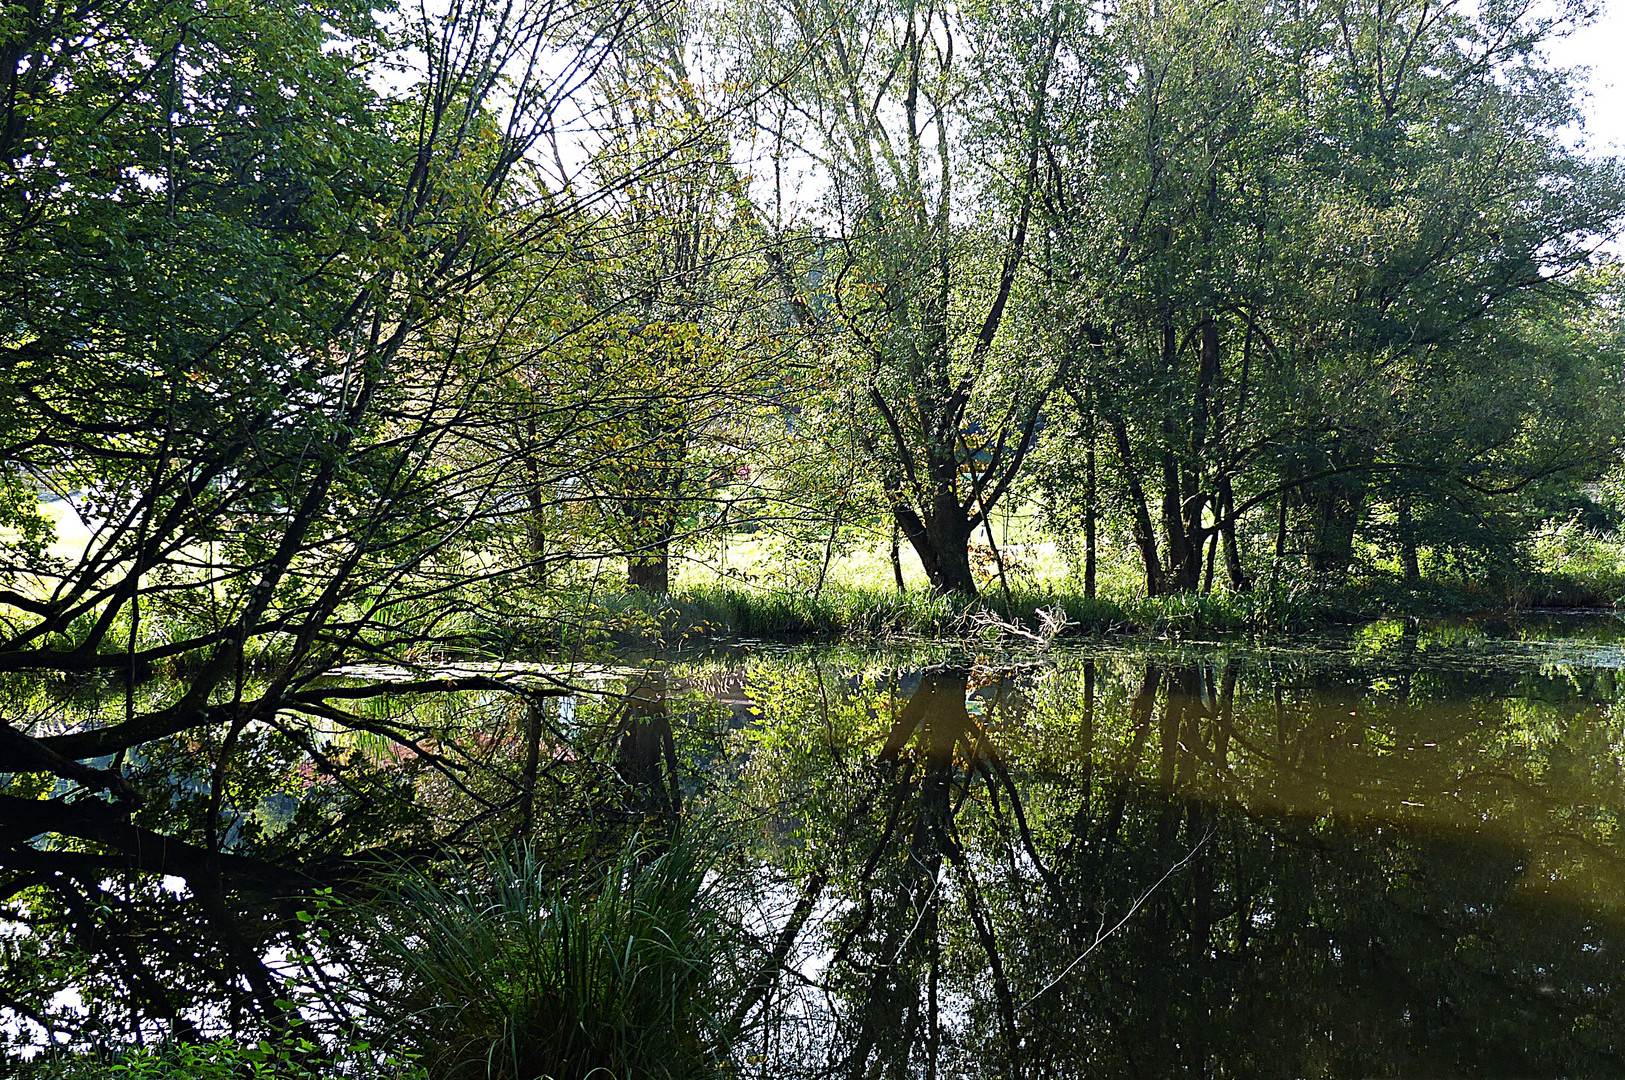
[718,647,1625,1078]
[6,631,1625,1074]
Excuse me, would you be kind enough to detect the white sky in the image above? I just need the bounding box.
[1546,3,1625,155]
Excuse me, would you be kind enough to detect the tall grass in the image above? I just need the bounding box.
[1518,518,1625,607]
[358,839,744,1080]
[564,578,1369,646]
[21,1038,424,1079]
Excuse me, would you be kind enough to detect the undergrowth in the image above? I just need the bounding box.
[556,578,1369,646]
[542,563,1624,650]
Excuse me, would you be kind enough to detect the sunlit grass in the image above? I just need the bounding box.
[576,575,1373,645]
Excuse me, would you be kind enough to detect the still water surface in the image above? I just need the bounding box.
[29,616,1625,1076]
[625,615,1625,1077]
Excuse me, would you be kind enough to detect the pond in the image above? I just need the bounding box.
[609,615,1625,1077]
[11,614,1625,1076]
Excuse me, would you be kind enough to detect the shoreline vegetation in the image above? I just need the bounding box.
[583,575,1625,648]
[485,525,1625,652]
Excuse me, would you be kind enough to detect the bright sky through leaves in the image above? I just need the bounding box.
[1550,2,1625,154]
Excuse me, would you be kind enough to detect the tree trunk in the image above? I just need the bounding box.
[930,540,976,596]
[814,508,841,600]
[1305,475,1367,577]
[1109,414,1163,596]
[627,533,671,594]
[1202,527,1218,592]
[1183,321,1222,596]
[1084,438,1097,600]
[1398,495,1421,582]
[523,480,548,584]
[893,474,978,596]
[911,513,976,596]
[1146,320,1221,595]
[1269,487,1289,590]
[621,410,686,595]
[517,697,544,838]
[890,521,907,594]
[1219,478,1250,592]
[522,414,548,584]
[1161,449,1200,592]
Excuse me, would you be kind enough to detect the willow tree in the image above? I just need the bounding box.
[737,0,1070,595]
[1257,0,1625,579]
[1035,0,1624,594]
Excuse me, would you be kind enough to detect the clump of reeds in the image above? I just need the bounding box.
[360,839,742,1080]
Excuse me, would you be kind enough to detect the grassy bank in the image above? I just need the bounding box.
[515,520,1625,650]
[547,571,1622,651]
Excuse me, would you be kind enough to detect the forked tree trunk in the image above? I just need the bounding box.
[896,502,977,597]
[1161,451,1199,592]
[885,446,983,596]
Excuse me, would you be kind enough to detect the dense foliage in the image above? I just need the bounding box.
[2,0,1624,1068]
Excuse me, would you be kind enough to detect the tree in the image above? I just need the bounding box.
[1034,0,1625,593]
[736,0,1070,596]
[588,35,789,595]
[0,0,654,1045]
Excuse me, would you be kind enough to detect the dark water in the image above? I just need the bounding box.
[625,616,1625,1078]
[16,616,1625,1075]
